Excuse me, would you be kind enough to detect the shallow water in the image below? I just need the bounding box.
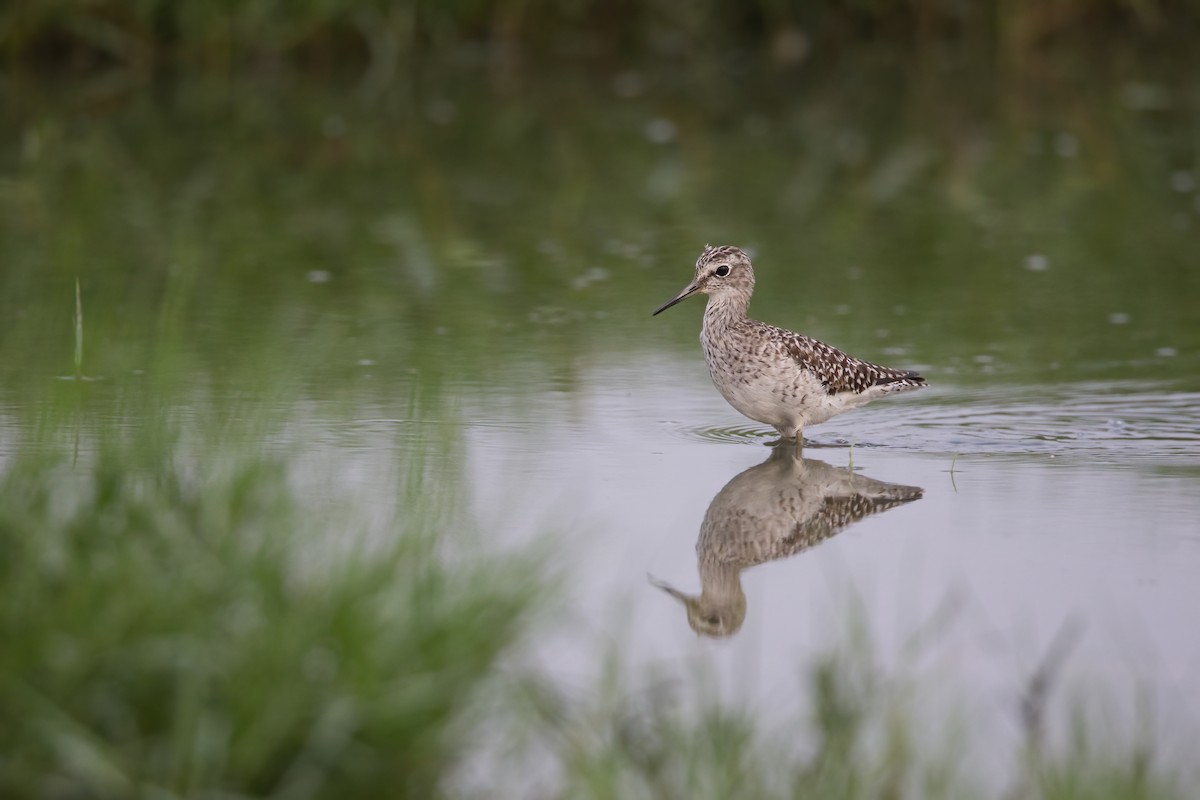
[434,371,1199,786]
[3,60,1200,775]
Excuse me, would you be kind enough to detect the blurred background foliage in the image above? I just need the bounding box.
[3,0,1200,70]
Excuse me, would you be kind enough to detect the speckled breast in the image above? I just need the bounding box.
[700,327,803,428]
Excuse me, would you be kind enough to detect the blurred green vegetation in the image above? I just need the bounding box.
[0,438,546,798]
[3,0,1200,70]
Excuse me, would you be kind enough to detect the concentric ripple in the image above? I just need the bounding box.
[675,424,777,444]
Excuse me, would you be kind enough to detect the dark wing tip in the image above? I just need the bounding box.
[876,369,926,387]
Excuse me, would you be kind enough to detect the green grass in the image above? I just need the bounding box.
[480,623,1188,800]
[0,440,544,798]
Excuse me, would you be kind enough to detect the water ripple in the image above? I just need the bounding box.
[676,424,776,444]
[669,382,1200,465]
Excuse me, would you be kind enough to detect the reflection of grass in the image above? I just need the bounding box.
[0,439,1189,798]
[73,278,82,376]
[4,64,1198,411]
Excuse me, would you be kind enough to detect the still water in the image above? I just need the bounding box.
[466,371,1200,744]
[3,59,1200,774]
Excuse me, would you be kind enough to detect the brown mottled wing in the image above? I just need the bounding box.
[768,492,922,560]
[777,330,925,395]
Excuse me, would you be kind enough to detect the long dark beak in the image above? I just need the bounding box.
[648,573,692,604]
[652,283,699,316]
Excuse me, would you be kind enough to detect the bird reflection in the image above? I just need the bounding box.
[653,444,923,638]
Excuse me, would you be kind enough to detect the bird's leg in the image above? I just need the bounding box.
[794,429,804,454]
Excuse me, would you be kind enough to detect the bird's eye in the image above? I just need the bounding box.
[714,265,731,277]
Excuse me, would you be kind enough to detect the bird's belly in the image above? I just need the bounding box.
[704,350,832,429]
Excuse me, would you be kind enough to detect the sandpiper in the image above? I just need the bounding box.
[653,245,926,443]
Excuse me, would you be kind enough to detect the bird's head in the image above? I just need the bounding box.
[652,244,756,316]
[650,575,747,638]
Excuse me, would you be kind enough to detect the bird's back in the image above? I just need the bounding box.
[755,321,925,396]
